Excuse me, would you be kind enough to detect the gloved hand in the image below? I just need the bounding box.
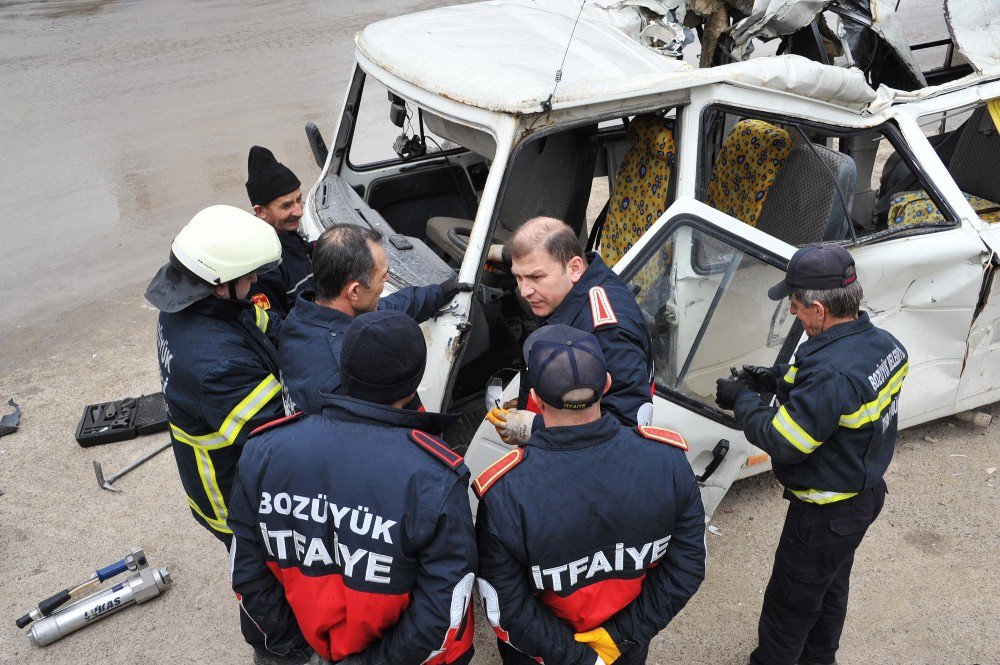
[715,376,750,411]
[574,627,621,664]
[439,280,473,302]
[486,407,534,445]
[742,364,776,394]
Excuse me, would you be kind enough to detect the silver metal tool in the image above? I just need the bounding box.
[92,440,172,492]
[15,549,138,628]
[26,547,171,647]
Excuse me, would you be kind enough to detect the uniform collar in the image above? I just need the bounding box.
[292,290,354,331]
[546,253,612,325]
[186,296,254,321]
[318,393,458,434]
[278,231,308,252]
[527,412,621,450]
[796,311,873,359]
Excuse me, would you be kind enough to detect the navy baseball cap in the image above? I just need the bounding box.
[524,325,607,410]
[768,245,857,301]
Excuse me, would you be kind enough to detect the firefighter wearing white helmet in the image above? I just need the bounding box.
[146,204,284,540]
[146,205,292,659]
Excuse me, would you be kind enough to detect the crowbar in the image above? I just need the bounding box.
[93,441,172,492]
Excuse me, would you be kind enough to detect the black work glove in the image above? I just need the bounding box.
[439,280,473,302]
[742,364,777,394]
[715,377,750,411]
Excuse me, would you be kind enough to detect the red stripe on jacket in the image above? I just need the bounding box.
[538,575,646,632]
[266,563,410,661]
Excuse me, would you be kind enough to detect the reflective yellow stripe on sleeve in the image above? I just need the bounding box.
[789,488,859,504]
[170,374,281,531]
[839,361,909,429]
[771,404,822,454]
[187,497,233,535]
[783,366,798,384]
[253,305,268,333]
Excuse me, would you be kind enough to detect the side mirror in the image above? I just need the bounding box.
[388,92,407,128]
[304,122,329,169]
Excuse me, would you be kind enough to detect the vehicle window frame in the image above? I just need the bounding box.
[441,103,689,412]
[695,104,963,247]
[618,212,794,428]
[344,70,470,173]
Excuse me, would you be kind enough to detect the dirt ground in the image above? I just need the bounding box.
[0,291,996,664]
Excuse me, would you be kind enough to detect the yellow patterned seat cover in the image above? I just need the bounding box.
[704,119,792,226]
[600,114,676,267]
[888,190,1000,227]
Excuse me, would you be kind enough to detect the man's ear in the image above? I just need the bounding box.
[529,388,544,415]
[603,372,612,396]
[567,255,586,283]
[344,281,362,302]
[252,204,265,219]
[212,283,229,298]
[814,300,828,321]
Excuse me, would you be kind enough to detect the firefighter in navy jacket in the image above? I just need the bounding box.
[146,205,285,546]
[230,310,476,664]
[245,145,314,316]
[487,217,654,446]
[716,245,907,665]
[476,325,704,665]
[277,223,468,413]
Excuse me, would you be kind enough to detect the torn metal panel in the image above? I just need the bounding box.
[729,0,925,90]
[836,0,926,90]
[946,0,1000,76]
[730,0,834,60]
[0,399,20,437]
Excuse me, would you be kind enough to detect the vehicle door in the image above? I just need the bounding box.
[898,84,1000,412]
[464,198,800,518]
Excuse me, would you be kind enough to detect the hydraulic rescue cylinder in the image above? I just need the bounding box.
[27,561,171,646]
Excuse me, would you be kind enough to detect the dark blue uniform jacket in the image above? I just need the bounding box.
[474,414,705,664]
[277,285,443,413]
[734,312,908,504]
[249,231,313,317]
[228,394,476,664]
[156,298,284,544]
[530,254,653,428]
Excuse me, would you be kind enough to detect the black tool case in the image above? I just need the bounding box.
[76,393,169,447]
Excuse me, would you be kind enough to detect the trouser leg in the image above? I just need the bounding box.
[800,552,854,664]
[750,503,825,665]
[802,482,886,664]
[619,642,650,664]
[498,639,540,664]
[750,485,884,665]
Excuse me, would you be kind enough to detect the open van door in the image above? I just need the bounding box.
[464,198,800,518]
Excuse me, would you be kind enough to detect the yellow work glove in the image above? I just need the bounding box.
[574,627,621,664]
[486,407,533,445]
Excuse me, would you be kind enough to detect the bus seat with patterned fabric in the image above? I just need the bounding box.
[704,119,792,227]
[600,115,676,267]
[888,190,1000,227]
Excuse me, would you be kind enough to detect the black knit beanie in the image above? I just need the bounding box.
[340,310,427,405]
[245,145,301,206]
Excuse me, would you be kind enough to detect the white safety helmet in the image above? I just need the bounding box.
[145,205,282,312]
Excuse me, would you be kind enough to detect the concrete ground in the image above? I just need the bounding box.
[1,295,996,663]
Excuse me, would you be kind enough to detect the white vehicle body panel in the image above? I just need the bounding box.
[300,0,1000,518]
